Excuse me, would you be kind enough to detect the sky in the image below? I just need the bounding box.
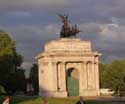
[0,0,125,70]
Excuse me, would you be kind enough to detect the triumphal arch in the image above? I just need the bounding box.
[36,14,101,97]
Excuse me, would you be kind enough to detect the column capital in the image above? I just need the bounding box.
[51,62,57,65]
[82,61,87,64]
[94,61,99,64]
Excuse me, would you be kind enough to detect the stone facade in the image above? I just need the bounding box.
[36,38,101,97]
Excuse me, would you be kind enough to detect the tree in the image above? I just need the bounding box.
[0,31,15,57]
[99,60,125,95]
[0,31,15,88]
[6,68,26,94]
[29,64,39,94]
[0,31,24,94]
[99,63,109,88]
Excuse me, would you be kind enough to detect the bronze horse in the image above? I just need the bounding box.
[58,14,80,38]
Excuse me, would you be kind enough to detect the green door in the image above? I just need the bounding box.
[67,76,79,96]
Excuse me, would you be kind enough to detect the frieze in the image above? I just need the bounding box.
[42,62,49,65]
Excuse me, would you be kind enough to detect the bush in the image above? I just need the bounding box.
[0,85,6,94]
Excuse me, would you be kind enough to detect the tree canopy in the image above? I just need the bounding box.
[99,60,125,95]
[29,63,39,94]
[0,31,25,94]
[0,31,15,57]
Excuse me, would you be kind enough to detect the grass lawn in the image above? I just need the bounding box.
[0,96,124,104]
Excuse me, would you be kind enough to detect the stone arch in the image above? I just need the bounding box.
[86,61,92,70]
[66,67,79,79]
[66,67,79,96]
[36,38,101,97]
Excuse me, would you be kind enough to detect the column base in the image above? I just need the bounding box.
[79,89,100,96]
[39,90,67,97]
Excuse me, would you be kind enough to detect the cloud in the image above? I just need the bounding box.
[6,11,31,17]
[79,22,125,43]
[79,22,102,34]
[0,0,70,10]
[1,20,125,65]
[98,23,125,62]
[0,24,59,63]
[92,0,125,19]
[99,24,125,43]
[0,0,125,64]
[78,22,125,62]
[64,0,125,25]
[22,61,34,77]
[21,61,33,69]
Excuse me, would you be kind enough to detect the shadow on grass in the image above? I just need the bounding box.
[48,97,125,104]
[0,95,39,104]
[86,100,125,104]
[1,96,125,104]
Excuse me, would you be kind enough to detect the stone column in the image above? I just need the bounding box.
[94,62,100,95]
[83,62,88,89]
[51,62,58,92]
[79,62,88,95]
[38,61,42,96]
[38,61,50,96]
[92,62,96,89]
[87,61,93,89]
[59,62,66,91]
[56,62,67,97]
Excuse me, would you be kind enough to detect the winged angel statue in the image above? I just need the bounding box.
[58,14,80,38]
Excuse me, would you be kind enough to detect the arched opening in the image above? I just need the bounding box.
[66,68,79,96]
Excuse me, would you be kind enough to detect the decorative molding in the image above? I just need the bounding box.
[42,62,49,65]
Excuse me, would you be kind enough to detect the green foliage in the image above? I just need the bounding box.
[0,31,24,94]
[99,60,125,95]
[0,31,15,57]
[106,60,125,94]
[29,64,39,94]
[99,63,109,88]
[0,31,15,83]
[6,69,26,93]
[29,64,38,79]
[0,85,6,94]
